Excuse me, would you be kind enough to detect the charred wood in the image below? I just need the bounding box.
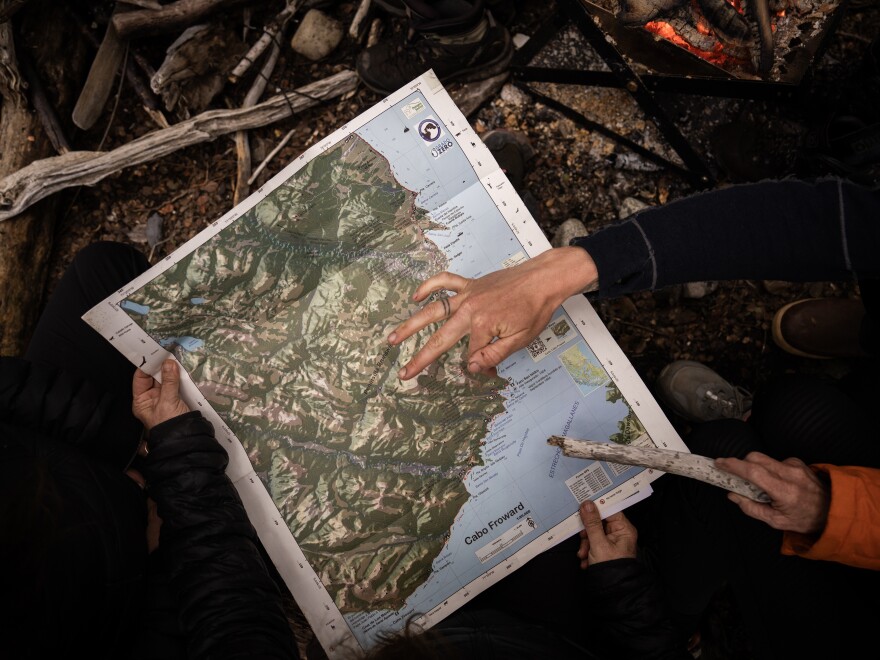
[618,0,686,25]
[695,0,751,50]
[750,0,775,75]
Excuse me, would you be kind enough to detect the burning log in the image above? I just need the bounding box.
[695,0,751,52]
[617,0,789,77]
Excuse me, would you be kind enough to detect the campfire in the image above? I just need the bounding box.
[593,0,842,79]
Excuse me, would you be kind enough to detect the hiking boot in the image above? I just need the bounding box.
[655,360,753,423]
[356,17,513,96]
[771,297,870,359]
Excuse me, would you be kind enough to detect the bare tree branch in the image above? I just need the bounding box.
[547,435,771,502]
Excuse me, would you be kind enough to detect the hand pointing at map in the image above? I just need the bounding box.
[388,247,599,380]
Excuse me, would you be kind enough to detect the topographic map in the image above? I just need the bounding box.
[85,72,687,656]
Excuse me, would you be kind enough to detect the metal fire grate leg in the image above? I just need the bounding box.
[511,0,849,188]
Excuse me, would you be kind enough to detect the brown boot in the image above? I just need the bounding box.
[771,297,870,359]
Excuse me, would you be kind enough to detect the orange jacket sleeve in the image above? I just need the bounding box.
[781,464,880,570]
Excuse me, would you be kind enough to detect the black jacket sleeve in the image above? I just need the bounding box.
[571,177,880,299]
[581,558,693,660]
[142,412,299,660]
[0,356,139,468]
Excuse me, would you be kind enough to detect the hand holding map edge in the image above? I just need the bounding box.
[388,246,599,380]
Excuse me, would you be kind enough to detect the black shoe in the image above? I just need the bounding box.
[356,22,513,96]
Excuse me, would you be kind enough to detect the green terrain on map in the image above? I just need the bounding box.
[122,134,507,612]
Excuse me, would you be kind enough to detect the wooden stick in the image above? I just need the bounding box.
[233,39,281,204]
[72,6,128,131]
[112,0,248,40]
[16,47,71,154]
[228,1,301,83]
[349,0,371,42]
[69,6,169,129]
[248,126,295,185]
[0,70,358,221]
[547,435,771,502]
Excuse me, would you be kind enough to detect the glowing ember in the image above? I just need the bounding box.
[644,20,749,68]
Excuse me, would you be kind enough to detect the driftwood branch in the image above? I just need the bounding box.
[72,6,128,131]
[233,38,281,204]
[71,9,168,129]
[547,435,771,503]
[112,0,248,40]
[248,127,295,185]
[349,0,371,42]
[0,70,358,221]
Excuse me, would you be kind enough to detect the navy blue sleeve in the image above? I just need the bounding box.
[571,177,880,299]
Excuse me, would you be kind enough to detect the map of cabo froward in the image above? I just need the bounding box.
[119,133,508,612]
[86,73,688,656]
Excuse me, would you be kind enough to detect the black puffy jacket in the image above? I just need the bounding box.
[1,357,299,660]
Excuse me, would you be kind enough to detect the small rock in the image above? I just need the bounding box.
[762,280,792,296]
[683,281,719,299]
[618,196,650,220]
[551,218,587,247]
[290,10,344,61]
[499,83,529,106]
[146,213,164,248]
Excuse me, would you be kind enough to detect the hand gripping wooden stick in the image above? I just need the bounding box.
[547,436,771,503]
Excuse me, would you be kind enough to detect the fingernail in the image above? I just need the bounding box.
[163,360,173,373]
[398,367,407,379]
[388,332,397,343]
[467,361,480,372]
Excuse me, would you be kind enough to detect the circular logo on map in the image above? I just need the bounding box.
[418,118,442,143]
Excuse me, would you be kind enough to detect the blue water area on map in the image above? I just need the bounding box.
[120,300,150,315]
[159,336,204,352]
[190,297,207,304]
[341,92,648,649]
